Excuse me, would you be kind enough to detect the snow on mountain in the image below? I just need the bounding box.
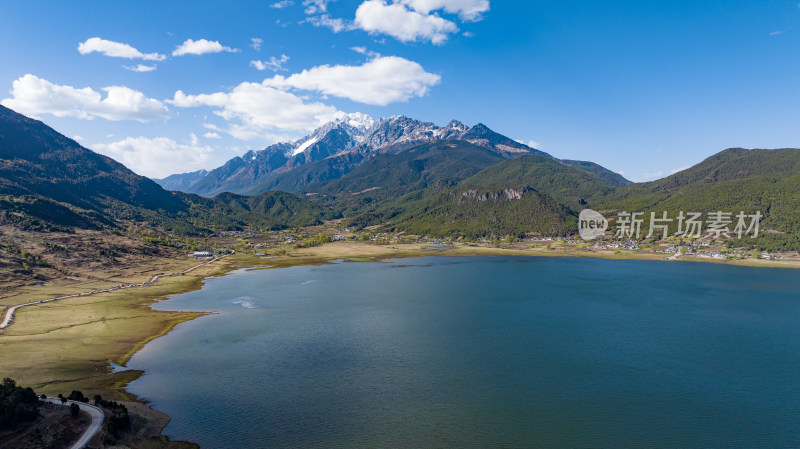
[292,136,319,156]
[180,113,545,197]
[289,112,375,157]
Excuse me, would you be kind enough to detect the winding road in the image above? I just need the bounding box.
[0,254,227,330]
[43,398,104,449]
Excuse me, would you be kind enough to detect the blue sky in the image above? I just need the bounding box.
[1,0,799,180]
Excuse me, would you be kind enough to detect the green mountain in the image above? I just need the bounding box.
[0,105,184,213]
[181,191,331,231]
[383,185,577,239]
[0,105,328,234]
[313,146,623,238]
[459,154,618,209]
[247,152,367,195]
[596,148,800,250]
[303,140,505,215]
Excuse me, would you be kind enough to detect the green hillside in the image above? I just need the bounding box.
[596,148,800,250]
[383,185,577,239]
[181,191,331,231]
[304,140,505,215]
[247,152,366,195]
[459,154,618,209]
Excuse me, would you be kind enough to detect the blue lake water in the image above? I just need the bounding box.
[126,256,800,448]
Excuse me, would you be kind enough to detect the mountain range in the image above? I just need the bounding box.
[2,102,799,273]
[156,113,627,197]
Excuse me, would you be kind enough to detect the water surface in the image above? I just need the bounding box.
[127,256,800,448]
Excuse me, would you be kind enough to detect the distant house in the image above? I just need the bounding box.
[190,251,211,258]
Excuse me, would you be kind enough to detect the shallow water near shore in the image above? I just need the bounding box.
[127,256,800,448]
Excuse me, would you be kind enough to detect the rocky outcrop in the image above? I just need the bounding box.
[458,185,532,204]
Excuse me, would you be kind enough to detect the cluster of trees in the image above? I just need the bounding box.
[92,395,131,435]
[295,234,332,248]
[0,378,40,430]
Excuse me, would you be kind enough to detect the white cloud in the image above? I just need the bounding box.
[93,136,213,178]
[265,56,440,105]
[77,37,165,61]
[306,14,350,32]
[73,135,85,141]
[1,74,170,122]
[250,54,290,71]
[203,132,221,139]
[170,82,341,140]
[350,46,381,58]
[516,139,541,149]
[168,56,438,139]
[250,37,263,50]
[769,30,783,36]
[303,0,334,14]
[124,64,157,72]
[270,0,294,8]
[172,39,240,56]
[400,0,489,21]
[354,0,459,44]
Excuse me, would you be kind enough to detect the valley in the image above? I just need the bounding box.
[1,103,799,447]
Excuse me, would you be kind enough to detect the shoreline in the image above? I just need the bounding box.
[1,241,797,445]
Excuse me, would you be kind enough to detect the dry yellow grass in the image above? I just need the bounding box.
[0,256,229,398]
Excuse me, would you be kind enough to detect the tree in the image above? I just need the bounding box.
[69,403,80,417]
[0,378,41,430]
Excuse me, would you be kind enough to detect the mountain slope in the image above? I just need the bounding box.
[0,105,329,234]
[460,154,618,209]
[303,140,506,215]
[596,148,800,248]
[186,142,293,197]
[0,105,185,213]
[180,191,331,231]
[382,185,577,239]
[561,160,631,187]
[322,144,620,237]
[247,152,367,195]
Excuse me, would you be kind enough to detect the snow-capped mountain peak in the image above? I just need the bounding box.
[180,113,542,197]
[289,112,375,156]
[342,112,375,131]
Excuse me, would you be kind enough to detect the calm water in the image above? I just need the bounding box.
[126,256,800,448]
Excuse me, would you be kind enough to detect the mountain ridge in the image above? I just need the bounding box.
[169,114,572,197]
[0,105,329,235]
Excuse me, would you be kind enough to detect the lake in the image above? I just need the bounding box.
[126,256,800,448]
